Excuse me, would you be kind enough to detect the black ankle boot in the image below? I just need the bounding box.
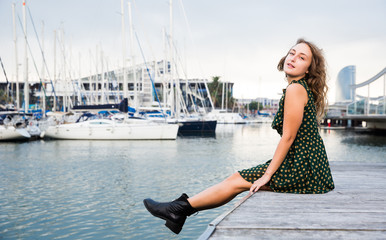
[143,193,197,234]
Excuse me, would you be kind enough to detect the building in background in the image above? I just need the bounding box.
[39,60,213,112]
[236,97,279,116]
[335,65,356,103]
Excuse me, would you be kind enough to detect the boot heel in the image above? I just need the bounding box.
[165,219,183,234]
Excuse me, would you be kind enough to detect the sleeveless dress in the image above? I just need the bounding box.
[239,78,335,194]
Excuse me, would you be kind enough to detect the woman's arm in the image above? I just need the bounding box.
[250,83,308,193]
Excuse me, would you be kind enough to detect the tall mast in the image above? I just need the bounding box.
[62,27,67,111]
[41,21,46,115]
[101,49,105,104]
[12,3,20,110]
[225,81,228,110]
[121,0,128,101]
[169,0,175,117]
[128,1,137,111]
[78,52,82,104]
[105,57,111,103]
[95,45,99,104]
[184,39,188,106]
[221,79,225,110]
[53,30,57,110]
[162,28,167,108]
[383,74,385,114]
[23,0,29,113]
[88,49,93,104]
[204,80,215,110]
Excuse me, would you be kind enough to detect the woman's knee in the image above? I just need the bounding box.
[224,172,241,182]
[224,172,251,190]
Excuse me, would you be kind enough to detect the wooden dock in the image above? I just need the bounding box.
[199,162,386,239]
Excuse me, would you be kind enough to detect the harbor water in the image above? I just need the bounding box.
[1,124,386,239]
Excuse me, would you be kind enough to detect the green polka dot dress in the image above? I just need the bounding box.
[239,78,335,194]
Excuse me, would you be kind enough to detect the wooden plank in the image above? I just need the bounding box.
[216,212,386,230]
[199,162,386,240]
[208,229,386,240]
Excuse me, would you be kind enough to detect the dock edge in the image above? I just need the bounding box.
[197,192,254,240]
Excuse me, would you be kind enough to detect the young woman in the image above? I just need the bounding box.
[143,38,335,234]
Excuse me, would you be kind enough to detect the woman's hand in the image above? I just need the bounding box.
[249,174,272,194]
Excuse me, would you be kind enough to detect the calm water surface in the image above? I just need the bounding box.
[1,124,385,239]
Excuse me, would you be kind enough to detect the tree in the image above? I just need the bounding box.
[249,101,263,111]
[207,76,235,109]
[249,101,258,111]
[0,89,11,104]
[207,76,221,107]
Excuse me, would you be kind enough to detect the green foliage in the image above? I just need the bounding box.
[249,101,263,111]
[207,76,234,109]
[207,76,220,107]
[0,89,10,104]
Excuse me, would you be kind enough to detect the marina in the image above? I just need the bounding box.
[1,124,386,239]
[0,1,386,239]
[0,0,247,142]
[1,1,385,142]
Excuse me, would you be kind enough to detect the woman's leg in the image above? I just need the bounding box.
[143,172,268,234]
[188,172,252,211]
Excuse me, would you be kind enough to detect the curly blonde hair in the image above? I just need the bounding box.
[277,38,328,121]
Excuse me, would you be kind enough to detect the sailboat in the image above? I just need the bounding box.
[0,125,30,140]
[42,95,179,140]
[42,117,178,140]
[205,109,247,124]
[176,118,216,136]
[138,106,217,137]
[0,112,31,140]
[160,0,216,137]
[169,78,217,136]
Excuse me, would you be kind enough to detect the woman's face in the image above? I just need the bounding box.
[283,43,312,80]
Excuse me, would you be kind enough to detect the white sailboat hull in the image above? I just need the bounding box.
[0,126,31,140]
[43,119,179,140]
[205,110,247,124]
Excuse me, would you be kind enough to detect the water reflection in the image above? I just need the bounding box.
[320,128,386,163]
[0,125,385,239]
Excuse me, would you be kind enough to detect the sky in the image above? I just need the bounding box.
[0,0,385,103]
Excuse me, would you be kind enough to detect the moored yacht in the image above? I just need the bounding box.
[0,113,31,140]
[0,125,31,140]
[205,109,247,124]
[42,118,178,140]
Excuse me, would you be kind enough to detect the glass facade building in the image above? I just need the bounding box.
[335,65,356,102]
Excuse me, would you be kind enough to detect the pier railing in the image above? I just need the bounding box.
[347,96,386,116]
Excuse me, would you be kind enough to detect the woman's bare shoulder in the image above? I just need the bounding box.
[285,83,308,106]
